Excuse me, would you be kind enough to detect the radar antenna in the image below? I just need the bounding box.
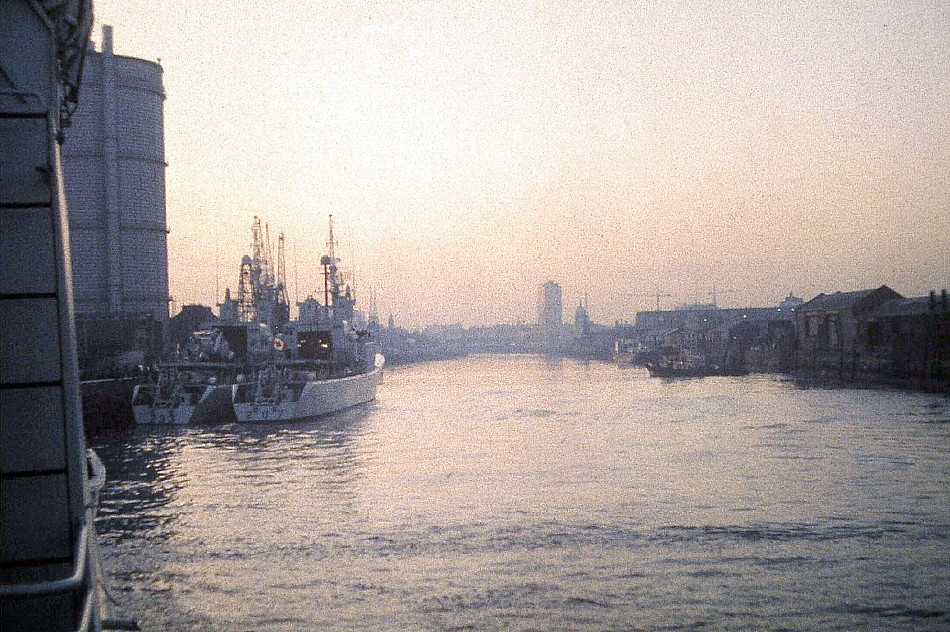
[325,215,341,304]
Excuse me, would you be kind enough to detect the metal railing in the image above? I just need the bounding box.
[0,450,108,631]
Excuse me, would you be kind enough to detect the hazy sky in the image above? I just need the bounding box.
[94,0,949,327]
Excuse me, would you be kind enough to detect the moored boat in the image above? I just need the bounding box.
[133,215,297,425]
[131,320,271,425]
[233,356,384,422]
[646,349,748,378]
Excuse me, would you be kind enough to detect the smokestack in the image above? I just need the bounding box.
[102,24,114,55]
[930,291,937,312]
[941,289,948,311]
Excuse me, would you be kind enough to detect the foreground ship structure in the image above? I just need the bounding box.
[1,1,115,630]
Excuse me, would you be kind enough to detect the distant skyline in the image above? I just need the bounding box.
[93,1,949,328]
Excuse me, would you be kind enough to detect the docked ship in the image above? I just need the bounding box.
[129,324,268,424]
[131,365,230,425]
[132,235,288,426]
[134,216,384,425]
[133,216,292,425]
[232,218,384,422]
[231,341,384,423]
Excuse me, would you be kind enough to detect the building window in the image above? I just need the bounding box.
[867,321,880,349]
[827,314,840,348]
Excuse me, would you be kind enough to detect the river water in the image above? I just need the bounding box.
[93,355,950,631]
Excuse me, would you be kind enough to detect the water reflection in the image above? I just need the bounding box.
[94,404,375,544]
[95,356,950,631]
[94,432,188,543]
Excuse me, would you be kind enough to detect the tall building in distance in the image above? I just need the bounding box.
[538,280,563,348]
[62,25,168,372]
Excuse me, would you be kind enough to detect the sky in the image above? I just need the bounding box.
[93,0,949,328]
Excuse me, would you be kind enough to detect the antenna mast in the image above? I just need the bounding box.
[327,214,340,302]
[623,290,672,310]
[327,214,336,264]
[293,241,299,305]
[369,288,379,328]
[277,232,289,309]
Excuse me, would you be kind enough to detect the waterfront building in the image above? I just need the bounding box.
[850,290,950,388]
[625,296,800,369]
[538,280,563,329]
[62,25,168,374]
[861,291,950,380]
[795,285,902,372]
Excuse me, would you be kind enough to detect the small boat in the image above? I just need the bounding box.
[646,350,748,378]
[131,321,273,425]
[646,361,711,378]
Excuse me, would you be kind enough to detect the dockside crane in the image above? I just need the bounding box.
[625,290,673,310]
[709,286,735,307]
[236,217,290,327]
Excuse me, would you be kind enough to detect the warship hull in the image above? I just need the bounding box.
[233,368,382,423]
[132,384,235,425]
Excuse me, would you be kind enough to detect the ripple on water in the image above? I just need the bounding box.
[94,357,950,632]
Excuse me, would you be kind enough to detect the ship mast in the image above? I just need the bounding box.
[326,214,340,305]
[276,232,289,315]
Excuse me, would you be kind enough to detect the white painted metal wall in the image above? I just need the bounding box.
[1,1,100,629]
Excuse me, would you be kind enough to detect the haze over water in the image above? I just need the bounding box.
[95,356,950,631]
[93,1,950,326]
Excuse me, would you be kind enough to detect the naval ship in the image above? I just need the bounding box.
[230,217,384,423]
[133,216,384,425]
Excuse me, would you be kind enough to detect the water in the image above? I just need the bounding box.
[93,355,950,631]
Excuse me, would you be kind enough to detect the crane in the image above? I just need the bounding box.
[624,290,673,310]
[710,286,735,306]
